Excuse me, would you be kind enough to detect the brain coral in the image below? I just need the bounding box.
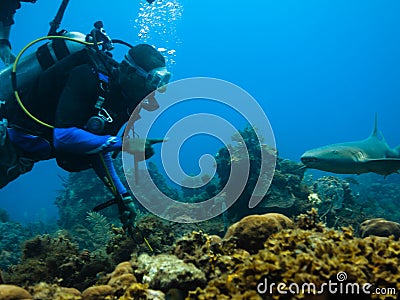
[224,213,294,253]
[0,284,32,300]
[360,218,400,239]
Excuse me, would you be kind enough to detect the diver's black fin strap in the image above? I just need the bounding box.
[92,198,118,212]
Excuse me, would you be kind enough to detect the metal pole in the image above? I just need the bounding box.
[48,0,70,35]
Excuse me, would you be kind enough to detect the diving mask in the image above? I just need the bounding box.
[124,54,172,91]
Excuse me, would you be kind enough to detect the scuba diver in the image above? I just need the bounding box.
[0,0,172,249]
[0,33,171,234]
[0,0,37,66]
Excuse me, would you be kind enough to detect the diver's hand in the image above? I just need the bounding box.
[119,194,137,229]
[123,138,147,161]
[143,138,168,160]
[124,138,167,161]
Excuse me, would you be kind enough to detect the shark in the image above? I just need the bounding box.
[300,114,400,176]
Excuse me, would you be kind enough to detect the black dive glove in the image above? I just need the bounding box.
[118,193,138,231]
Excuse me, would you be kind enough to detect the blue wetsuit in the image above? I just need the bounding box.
[7,56,147,194]
[53,127,125,193]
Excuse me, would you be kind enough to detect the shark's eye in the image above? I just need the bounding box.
[355,151,365,160]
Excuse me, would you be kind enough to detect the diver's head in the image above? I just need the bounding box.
[119,44,171,97]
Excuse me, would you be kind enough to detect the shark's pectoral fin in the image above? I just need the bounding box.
[364,158,400,176]
[298,164,308,170]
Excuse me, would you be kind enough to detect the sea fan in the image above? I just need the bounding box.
[85,211,112,245]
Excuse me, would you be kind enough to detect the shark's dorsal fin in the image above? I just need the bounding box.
[370,112,378,138]
[379,131,387,143]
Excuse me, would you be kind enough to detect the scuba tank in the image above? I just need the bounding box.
[0,31,86,110]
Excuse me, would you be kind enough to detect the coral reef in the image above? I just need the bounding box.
[3,233,113,291]
[104,213,212,264]
[181,174,219,202]
[0,284,32,299]
[187,223,400,299]
[29,283,81,300]
[55,170,115,236]
[360,218,400,239]
[309,176,357,227]
[2,126,400,299]
[54,157,186,253]
[215,126,310,221]
[300,174,376,233]
[132,253,206,292]
[259,158,310,212]
[0,221,32,270]
[107,261,137,291]
[1,211,400,299]
[81,285,113,300]
[172,230,231,281]
[347,173,400,222]
[51,126,400,253]
[85,211,113,247]
[118,283,165,300]
[312,176,353,211]
[147,161,180,201]
[224,213,294,253]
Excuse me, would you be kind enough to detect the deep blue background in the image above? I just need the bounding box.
[1,0,399,222]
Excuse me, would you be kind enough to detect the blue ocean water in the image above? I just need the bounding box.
[0,0,399,223]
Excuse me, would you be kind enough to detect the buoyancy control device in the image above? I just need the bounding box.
[0,31,88,117]
[0,18,122,130]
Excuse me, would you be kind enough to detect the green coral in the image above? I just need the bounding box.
[3,232,113,291]
[85,211,112,246]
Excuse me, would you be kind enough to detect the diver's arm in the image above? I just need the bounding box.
[53,126,155,157]
[54,127,137,219]
[53,127,124,193]
[53,127,122,154]
[92,152,127,195]
[92,151,138,224]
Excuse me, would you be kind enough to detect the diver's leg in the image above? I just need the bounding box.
[0,120,34,188]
